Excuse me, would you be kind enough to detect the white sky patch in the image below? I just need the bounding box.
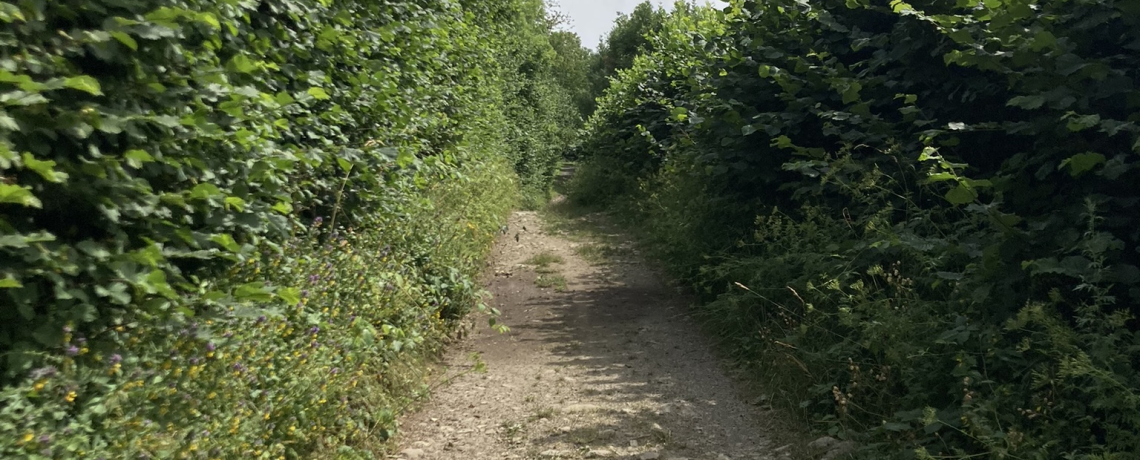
[551,1,729,51]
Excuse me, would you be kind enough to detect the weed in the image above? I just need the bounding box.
[529,407,557,421]
[535,274,569,292]
[525,251,565,268]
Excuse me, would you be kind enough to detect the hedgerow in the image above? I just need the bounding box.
[574,0,1139,458]
[0,0,579,458]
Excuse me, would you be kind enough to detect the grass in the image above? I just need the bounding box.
[525,251,564,268]
[573,242,634,265]
[529,407,557,421]
[535,273,568,292]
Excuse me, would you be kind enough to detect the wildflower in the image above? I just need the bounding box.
[65,391,77,403]
[206,343,216,352]
[33,380,46,391]
[330,367,339,375]
[309,326,319,334]
[39,435,50,444]
[65,346,79,356]
[110,354,122,364]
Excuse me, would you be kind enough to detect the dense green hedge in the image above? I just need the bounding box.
[574,0,1139,458]
[0,0,581,458]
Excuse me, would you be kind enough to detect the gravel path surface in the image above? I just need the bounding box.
[394,210,792,460]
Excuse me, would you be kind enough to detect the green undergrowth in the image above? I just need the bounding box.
[572,1,1140,459]
[0,0,585,458]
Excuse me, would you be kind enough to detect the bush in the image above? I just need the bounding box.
[574,0,1140,458]
[0,0,578,458]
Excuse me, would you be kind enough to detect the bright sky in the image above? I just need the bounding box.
[552,1,728,51]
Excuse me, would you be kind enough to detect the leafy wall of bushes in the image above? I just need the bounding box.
[0,0,580,458]
[573,0,1139,458]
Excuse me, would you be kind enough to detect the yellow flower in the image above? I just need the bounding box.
[65,391,77,403]
[21,432,33,444]
[33,380,46,391]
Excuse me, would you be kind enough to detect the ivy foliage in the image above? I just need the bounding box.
[574,0,1140,458]
[0,0,584,458]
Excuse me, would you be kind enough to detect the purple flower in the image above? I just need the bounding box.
[309,326,319,334]
[205,343,216,352]
[301,290,309,298]
[314,217,323,225]
[330,367,339,375]
[62,326,72,333]
[39,435,50,444]
[110,354,122,364]
[310,341,320,349]
[256,316,266,324]
[309,274,320,283]
[65,346,79,356]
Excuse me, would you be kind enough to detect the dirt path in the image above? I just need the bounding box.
[394,209,793,460]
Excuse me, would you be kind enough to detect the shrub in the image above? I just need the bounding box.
[0,0,577,458]
[574,0,1140,457]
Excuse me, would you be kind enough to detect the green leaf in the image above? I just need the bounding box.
[228,55,258,74]
[0,3,26,22]
[0,184,41,207]
[891,0,915,13]
[841,82,862,104]
[945,184,976,204]
[396,149,415,168]
[197,12,221,30]
[1007,95,1045,110]
[0,277,21,288]
[20,153,67,182]
[278,287,302,305]
[1058,152,1106,176]
[63,76,103,96]
[336,157,353,173]
[210,234,241,252]
[272,201,293,214]
[123,149,155,168]
[307,87,331,100]
[224,196,246,211]
[234,282,273,302]
[189,183,223,201]
[110,31,138,50]
[1065,113,1101,132]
